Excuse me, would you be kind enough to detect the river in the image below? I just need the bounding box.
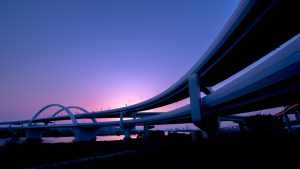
[0,135,137,146]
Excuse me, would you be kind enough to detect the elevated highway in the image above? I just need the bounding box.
[16,0,298,122]
[0,0,299,141]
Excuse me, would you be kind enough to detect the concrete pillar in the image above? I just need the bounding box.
[192,131,204,140]
[123,125,135,142]
[284,114,292,133]
[188,74,202,127]
[26,128,44,141]
[201,115,220,138]
[132,112,137,120]
[120,112,124,129]
[191,132,197,141]
[124,128,132,141]
[73,127,99,142]
[8,130,20,143]
[201,130,209,139]
[188,74,221,138]
[11,130,18,138]
[239,123,245,132]
[143,124,150,140]
[295,110,300,121]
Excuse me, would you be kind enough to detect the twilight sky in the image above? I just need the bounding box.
[0,0,240,121]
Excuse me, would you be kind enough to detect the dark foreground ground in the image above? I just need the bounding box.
[1,132,299,169]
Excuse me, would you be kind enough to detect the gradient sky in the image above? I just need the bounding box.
[0,0,241,121]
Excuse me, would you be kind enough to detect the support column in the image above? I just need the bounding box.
[26,128,44,142]
[73,127,99,142]
[120,112,124,129]
[132,112,137,120]
[123,125,135,142]
[201,115,220,138]
[295,110,300,121]
[191,131,203,140]
[188,74,219,138]
[191,132,197,141]
[8,129,20,143]
[188,74,202,127]
[143,124,150,140]
[124,128,131,141]
[284,113,292,133]
[238,123,245,132]
[119,112,135,142]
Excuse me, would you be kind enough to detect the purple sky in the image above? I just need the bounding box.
[0,0,240,121]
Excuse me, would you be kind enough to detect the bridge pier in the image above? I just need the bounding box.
[191,132,197,141]
[119,112,135,142]
[143,124,150,140]
[26,128,44,141]
[123,125,135,142]
[73,127,99,142]
[295,110,300,121]
[200,115,220,138]
[188,74,202,127]
[188,74,220,138]
[284,114,293,133]
[238,122,245,132]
